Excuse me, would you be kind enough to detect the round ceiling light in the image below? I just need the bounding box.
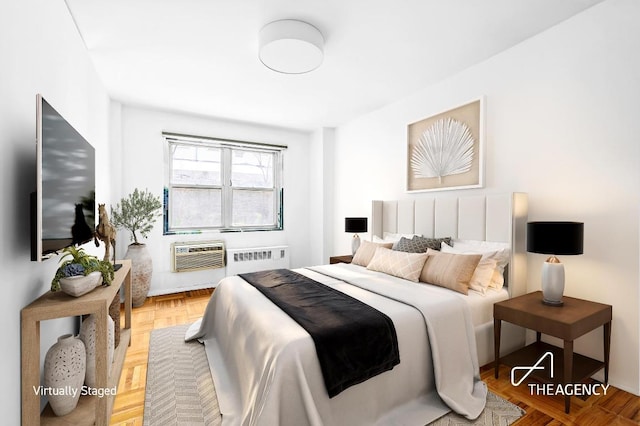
[259,19,324,74]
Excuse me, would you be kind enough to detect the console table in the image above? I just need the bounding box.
[21,259,132,426]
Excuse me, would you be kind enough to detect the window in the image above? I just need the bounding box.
[164,133,285,233]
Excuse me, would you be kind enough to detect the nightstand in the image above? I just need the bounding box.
[494,291,612,413]
[329,255,353,264]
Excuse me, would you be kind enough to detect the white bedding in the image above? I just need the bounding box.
[465,287,510,326]
[186,264,487,425]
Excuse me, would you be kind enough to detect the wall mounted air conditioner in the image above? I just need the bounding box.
[171,240,225,272]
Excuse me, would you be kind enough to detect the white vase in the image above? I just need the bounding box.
[125,243,153,307]
[44,334,86,416]
[59,271,103,297]
[79,314,114,388]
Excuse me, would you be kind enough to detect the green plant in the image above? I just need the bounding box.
[110,188,162,244]
[51,246,115,292]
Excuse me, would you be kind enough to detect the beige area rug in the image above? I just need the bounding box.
[144,325,524,425]
[144,325,221,426]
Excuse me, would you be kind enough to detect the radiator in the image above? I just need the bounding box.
[226,245,290,276]
[171,240,225,272]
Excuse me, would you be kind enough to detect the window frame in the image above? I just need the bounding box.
[163,132,285,234]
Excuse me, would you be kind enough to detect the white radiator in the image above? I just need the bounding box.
[171,240,225,272]
[226,245,290,276]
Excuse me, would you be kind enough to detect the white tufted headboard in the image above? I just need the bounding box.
[371,193,528,297]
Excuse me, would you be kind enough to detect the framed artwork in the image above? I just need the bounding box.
[406,98,484,192]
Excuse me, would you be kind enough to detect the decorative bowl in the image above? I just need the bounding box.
[59,271,103,297]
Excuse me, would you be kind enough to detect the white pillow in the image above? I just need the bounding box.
[443,241,510,291]
[451,238,509,252]
[372,235,390,243]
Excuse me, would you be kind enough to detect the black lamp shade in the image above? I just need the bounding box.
[345,217,367,233]
[527,221,584,255]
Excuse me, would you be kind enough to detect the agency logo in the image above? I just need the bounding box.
[511,351,554,386]
[510,351,609,397]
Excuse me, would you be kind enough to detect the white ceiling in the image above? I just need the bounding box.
[65,0,604,131]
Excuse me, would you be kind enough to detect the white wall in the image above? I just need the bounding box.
[309,128,336,265]
[332,0,639,394]
[115,106,313,295]
[0,0,112,422]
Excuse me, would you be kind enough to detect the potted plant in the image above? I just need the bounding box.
[110,188,162,307]
[51,246,115,297]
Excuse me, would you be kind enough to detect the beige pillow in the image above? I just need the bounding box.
[441,242,498,294]
[467,258,498,294]
[366,247,428,282]
[419,249,482,295]
[352,240,393,267]
[447,240,510,289]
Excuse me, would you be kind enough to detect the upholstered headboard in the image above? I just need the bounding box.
[371,193,528,297]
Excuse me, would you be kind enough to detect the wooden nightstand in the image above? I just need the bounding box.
[329,255,353,264]
[494,291,612,414]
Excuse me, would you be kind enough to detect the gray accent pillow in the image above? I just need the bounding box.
[394,236,452,253]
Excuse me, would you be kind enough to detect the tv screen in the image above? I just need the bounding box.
[32,94,96,261]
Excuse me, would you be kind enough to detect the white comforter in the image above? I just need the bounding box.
[186,263,487,425]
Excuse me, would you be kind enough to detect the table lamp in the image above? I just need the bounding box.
[527,221,584,306]
[345,217,368,255]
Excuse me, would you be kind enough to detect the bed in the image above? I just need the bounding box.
[186,193,528,426]
[371,193,528,367]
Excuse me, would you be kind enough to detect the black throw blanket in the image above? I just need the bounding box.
[239,269,400,397]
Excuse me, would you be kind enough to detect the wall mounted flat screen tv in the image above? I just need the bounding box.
[31,94,96,261]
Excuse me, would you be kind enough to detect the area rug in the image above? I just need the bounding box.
[144,324,524,425]
[143,324,221,426]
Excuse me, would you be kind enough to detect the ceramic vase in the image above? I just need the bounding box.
[59,271,103,297]
[125,243,152,307]
[79,314,114,388]
[44,334,86,416]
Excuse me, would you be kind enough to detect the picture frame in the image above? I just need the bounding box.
[406,98,484,192]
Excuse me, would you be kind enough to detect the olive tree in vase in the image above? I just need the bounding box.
[111,188,162,307]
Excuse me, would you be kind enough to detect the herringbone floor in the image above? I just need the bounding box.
[109,289,639,425]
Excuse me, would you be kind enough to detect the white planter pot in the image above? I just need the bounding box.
[44,334,86,416]
[59,271,102,297]
[125,243,153,307]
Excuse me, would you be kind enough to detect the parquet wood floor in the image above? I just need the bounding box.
[110,289,213,425]
[109,290,639,425]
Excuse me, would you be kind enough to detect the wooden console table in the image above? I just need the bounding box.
[21,260,132,426]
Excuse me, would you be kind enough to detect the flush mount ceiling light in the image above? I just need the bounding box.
[259,19,324,74]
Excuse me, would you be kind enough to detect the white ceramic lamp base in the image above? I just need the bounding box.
[541,260,565,306]
[351,234,361,255]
